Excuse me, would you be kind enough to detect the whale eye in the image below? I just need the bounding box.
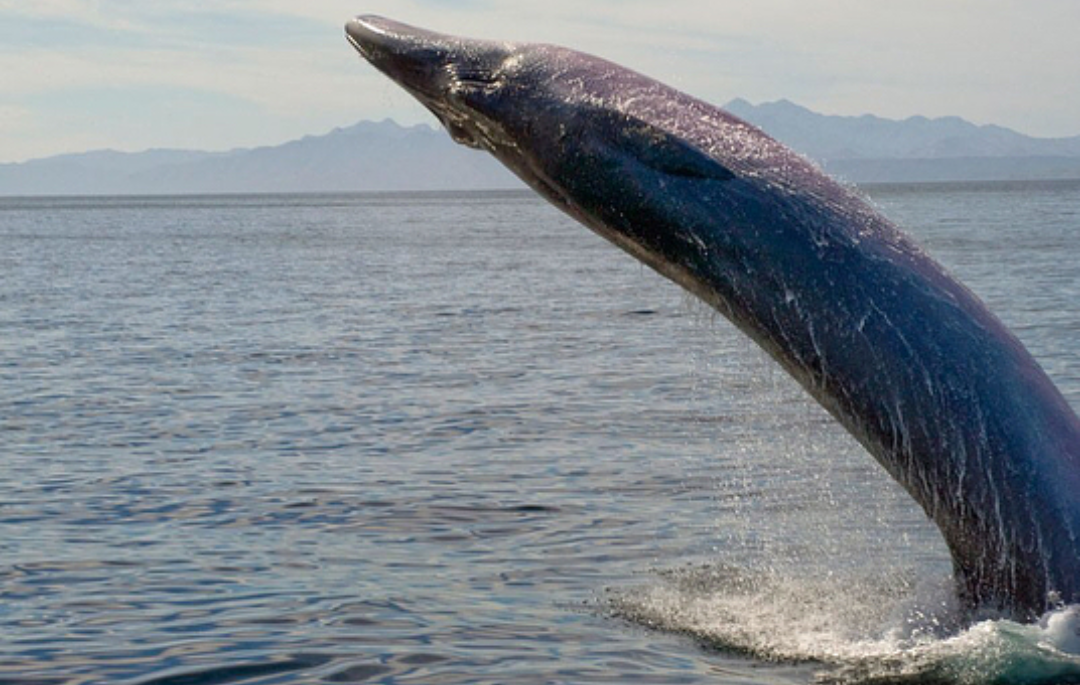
[453,66,498,90]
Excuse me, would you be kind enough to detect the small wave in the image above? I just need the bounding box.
[132,655,329,685]
[604,563,1080,684]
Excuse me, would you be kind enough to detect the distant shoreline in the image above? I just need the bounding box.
[5,109,1080,197]
[4,178,1080,202]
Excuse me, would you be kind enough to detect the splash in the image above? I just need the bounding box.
[605,564,1080,684]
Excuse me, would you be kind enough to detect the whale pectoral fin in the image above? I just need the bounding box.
[616,121,735,182]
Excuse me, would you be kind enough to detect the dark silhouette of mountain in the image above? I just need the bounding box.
[0,120,519,196]
[3,106,1080,196]
[725,99,1080,182]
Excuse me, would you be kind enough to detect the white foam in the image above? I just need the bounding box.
[605,564,1080,684]
[1036,605,1080,655]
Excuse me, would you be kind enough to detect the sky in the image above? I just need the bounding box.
[2,0,1079,164]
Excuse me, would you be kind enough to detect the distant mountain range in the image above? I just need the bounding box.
[3,101,1080,196]
[0,120,518,196]
[724,99,1080,183]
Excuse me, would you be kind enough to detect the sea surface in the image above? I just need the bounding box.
[2,180,1080,684]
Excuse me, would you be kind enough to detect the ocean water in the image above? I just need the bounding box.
[2,181,1079,684]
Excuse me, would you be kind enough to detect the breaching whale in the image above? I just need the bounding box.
[345,15,1080,619]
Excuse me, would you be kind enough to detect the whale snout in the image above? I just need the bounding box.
[344,16,383,61]
[345,15,429,61]
[346,15,520,151]
[345,15,456,99]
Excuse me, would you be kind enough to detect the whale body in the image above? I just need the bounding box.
[345,15,1080,619]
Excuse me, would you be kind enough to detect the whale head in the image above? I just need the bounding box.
[344,16,628,173]
[345,16,522,152]
[346,15,744,277]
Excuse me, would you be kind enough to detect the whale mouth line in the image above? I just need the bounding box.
[345,18,386,63]
[345,32,370,62]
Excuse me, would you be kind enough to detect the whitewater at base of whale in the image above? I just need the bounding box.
[607,562,1080,684]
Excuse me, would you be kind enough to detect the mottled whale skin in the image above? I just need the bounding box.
[345,15,1080,619]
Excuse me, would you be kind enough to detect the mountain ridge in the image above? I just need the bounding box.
[725,98,1080,162]
[3,104,1080,195]
[0,119,521,196]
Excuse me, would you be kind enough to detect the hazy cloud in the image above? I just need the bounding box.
[1,0,1078,163]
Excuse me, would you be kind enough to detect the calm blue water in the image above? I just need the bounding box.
[2,181,1079,684]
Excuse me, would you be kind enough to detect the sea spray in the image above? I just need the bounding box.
[605,563,1080,684]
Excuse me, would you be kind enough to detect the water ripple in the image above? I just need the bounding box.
[2,186,1078,683]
